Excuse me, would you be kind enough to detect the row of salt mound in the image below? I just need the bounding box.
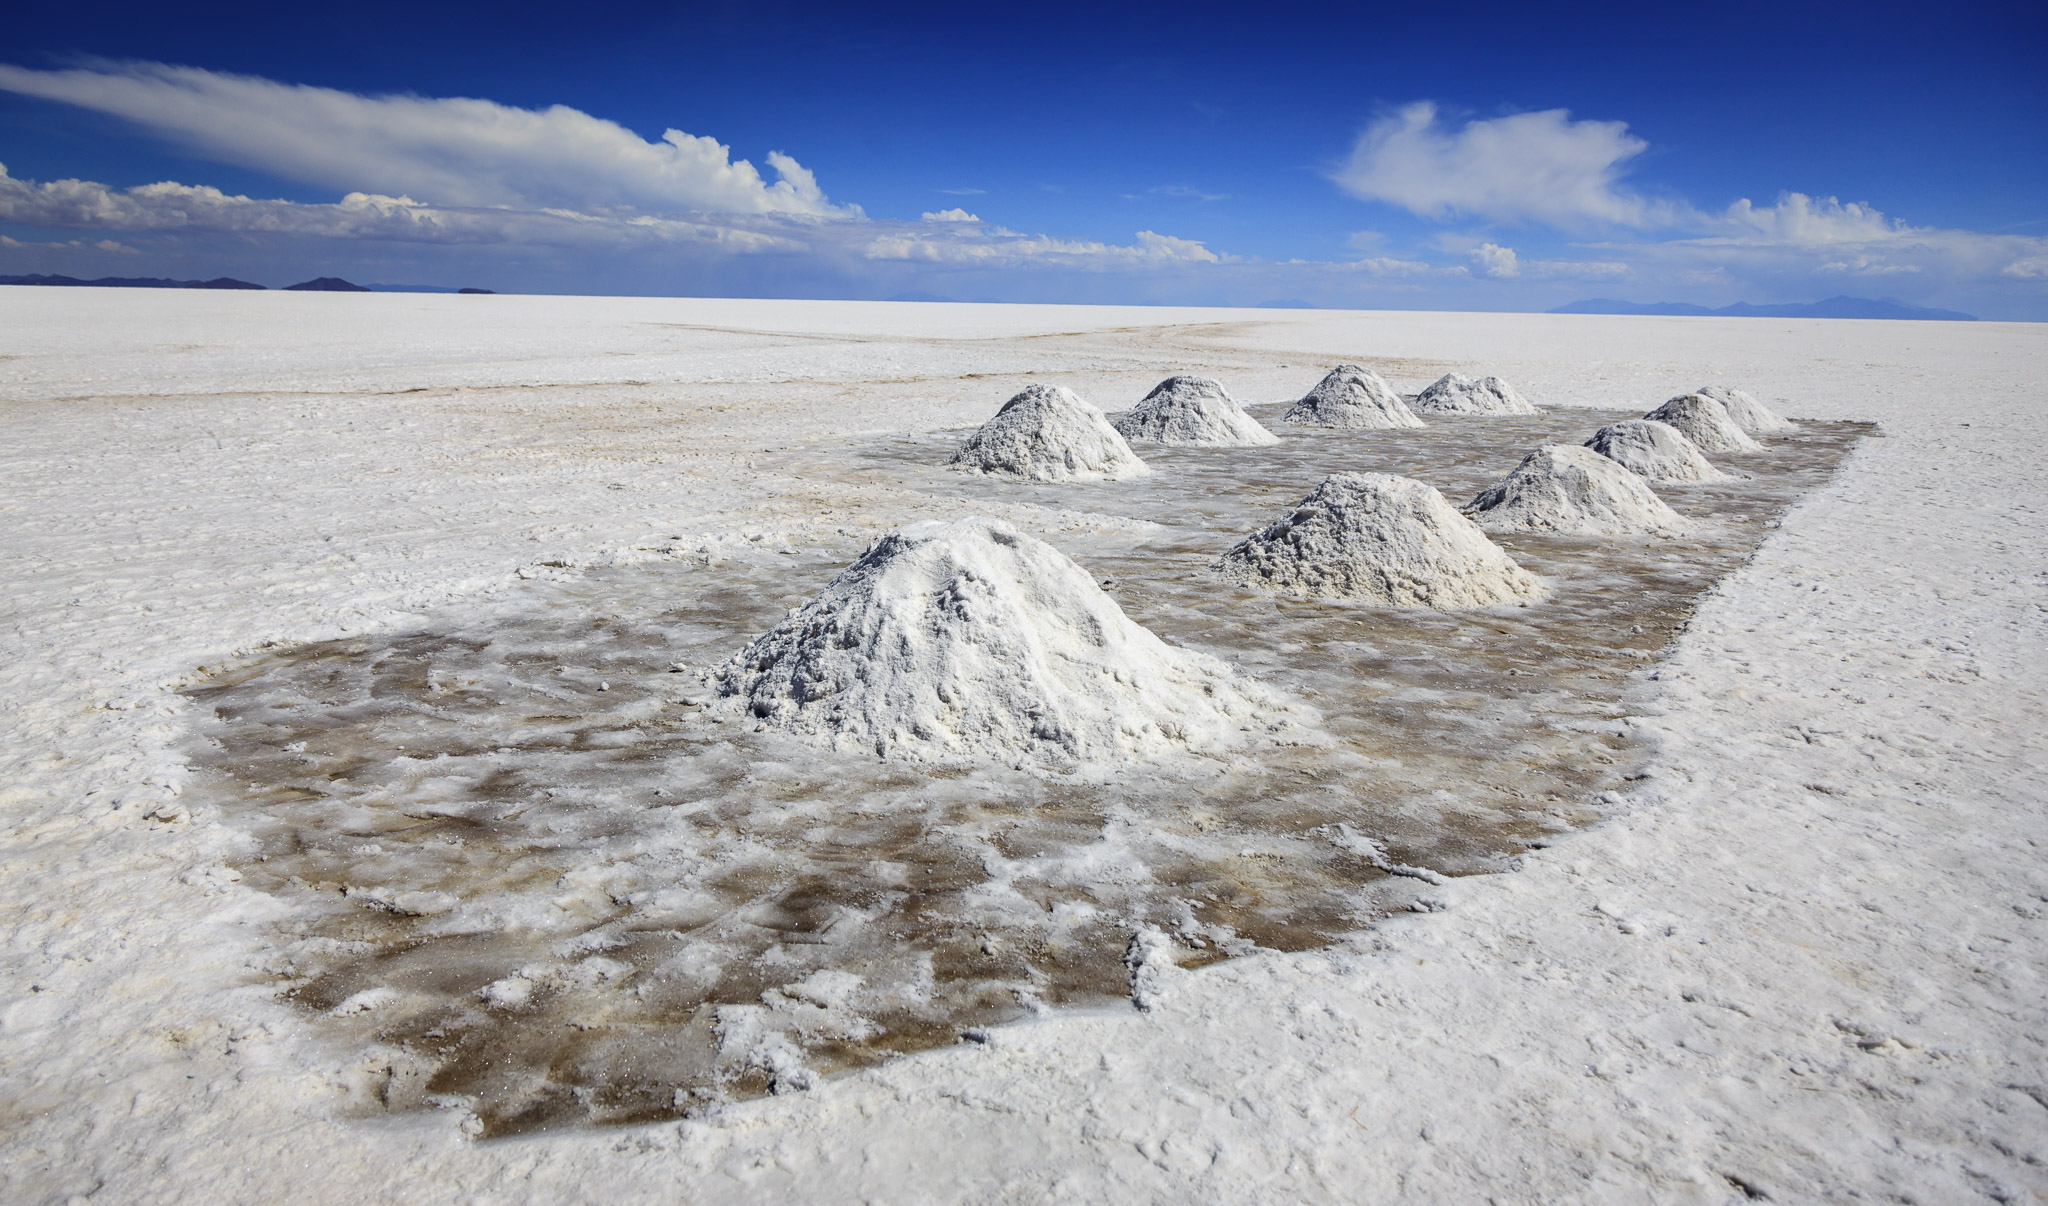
[1583,419,1733,483]
[1698,384,1795,433]
[715,517,1292,766]
[948,383,1150,482]
[1112,375,1279,447]
[1464,444,1694,537]
[1412,372,1542,415]
[1281,365,1425,430]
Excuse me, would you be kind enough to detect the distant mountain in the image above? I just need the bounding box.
[0,273,264,290]
[887,290,955,303]
[1255,299,1318,309]
[1551,295,1976,321]
[283,277,370,292]
[457,287,497,295]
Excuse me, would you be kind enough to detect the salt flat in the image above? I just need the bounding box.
[1,288,2043,1202]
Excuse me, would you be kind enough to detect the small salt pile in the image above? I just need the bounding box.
[1280,365,1425,430]
[717,517,1284,765]
[1698,384,1796,433]
[1584,419,1733,484]
[1216,472,1541,607]
[1412,372,1542,416]
[1112,375,1279,447]
[1464,444,1694,536]
[949,384,1150,482]
[1643,394,1764,453]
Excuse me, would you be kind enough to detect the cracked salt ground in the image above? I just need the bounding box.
[181,404,1868,1136]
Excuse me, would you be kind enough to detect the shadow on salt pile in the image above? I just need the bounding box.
[181,405,1871,1136]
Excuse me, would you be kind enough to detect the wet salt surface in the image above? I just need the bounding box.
[183,406,1868,1135]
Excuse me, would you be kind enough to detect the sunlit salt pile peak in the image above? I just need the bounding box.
[1412,372,1543,416]
[949,383,1150,481]
[717,516,1287,765]
[1584,419,1734,484]
[1112,375,1280,447]
[1216,472,1541,607]
[1698,384,1796,433]
[1644,393,1765,453]
[1280,365,1426,429]
[1464,444,1694,537]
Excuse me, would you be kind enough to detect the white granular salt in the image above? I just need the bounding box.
[1644,394,1765,453]
[1412,372,1543,416]
[717,517,1290,765]
[1215,472,1541,607]
[1464,444,1695,536]
[1112,375,1279,446]
[1280,365,1426,430]
[949,384,1151,481]
[1698,384,1797,433]
[1584,419,1734,484]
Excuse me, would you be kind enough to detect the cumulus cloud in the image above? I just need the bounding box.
[1333,102,1679,228]
[0,61,850,217]
[1471,242,1518,278]
[921,208,981,222]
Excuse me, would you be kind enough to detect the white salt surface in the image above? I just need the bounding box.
[1700,383,1797,433]
[1280,363,1425,429]
[1412,371,1542,415]
[1111,375,1278,446]
[949,383,1148,481]
[1587,417,1737,483]
[1646,393,1767,453]
[1217,472,1542,607]
[716,515,1285,765]
[1465,443,1695,536]
[3,290,2046,1202]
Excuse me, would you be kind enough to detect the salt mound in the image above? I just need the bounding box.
[1644,393,1764,453]
[1112,375,1279,447]
[949,384,1150,481]
[1584,420,1733,484]
[1280,365,1425,429]
[1464,444,1694,536]
[1698,384,1796,433]
[1215,472,1541,607]
[1412,372,1542,416]
[717,517,1283,764]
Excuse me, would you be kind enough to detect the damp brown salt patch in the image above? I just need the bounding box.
[182,407,1871,1135]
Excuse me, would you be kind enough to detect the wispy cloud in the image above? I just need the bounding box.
[920,208,980,223]
[864,226,1224,268]
[1153,184,1229,202]
[937,187,986,196]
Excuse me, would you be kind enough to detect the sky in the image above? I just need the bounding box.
[1,0,2044,317]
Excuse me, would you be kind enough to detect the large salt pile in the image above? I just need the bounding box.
[1112,375,1280,446]
[1280,365,1425,429]
[1643,393,1764,452]
[1412,372,1542,416]
[717,517,1284,764]
[1216,472,1541,607]
[1584,419,1733,484]
[1698,384,1796,433]
[1464,444,1694,536]
[949,384,1150,481]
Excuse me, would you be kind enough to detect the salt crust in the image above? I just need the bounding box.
[1216,472,1541,607]
[1464,444,1694,536]
[1585,419,1734,484]
[1111,375,1279,446]
[1699,383,1797,433]
[949,383,1150,481]
[1644,393,1765,453]
[1280,365,1425,429]
[717,516,1285,765]
[1412,372,1542,416]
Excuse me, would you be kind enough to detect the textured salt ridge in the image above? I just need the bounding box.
[1464,443,1695,536]
[1644,393,1765,453]
[949,384,1150,481]
[1216,472,1541,607]
[1699,384,1797,433]
[1112,375,1280,447]
[1584,419,1734,484]
[1280,365,1426,429]
[1412,372,1542,416]
[716,516,1290,765]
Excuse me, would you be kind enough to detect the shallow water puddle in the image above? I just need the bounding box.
[183,406,1869,1134]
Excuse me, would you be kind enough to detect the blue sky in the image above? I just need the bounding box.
[2,1,2044,316]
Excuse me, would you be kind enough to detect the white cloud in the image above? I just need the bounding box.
[2004,257,2048,279]
[0,233,135,253]
[0,61,851,218]
[864,226,1224,268]
[1332,102,1677,228]
[921,208,981,223]
[1471,242,1519,278]
[1721,194,1899,245]
[938,187,986,196]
